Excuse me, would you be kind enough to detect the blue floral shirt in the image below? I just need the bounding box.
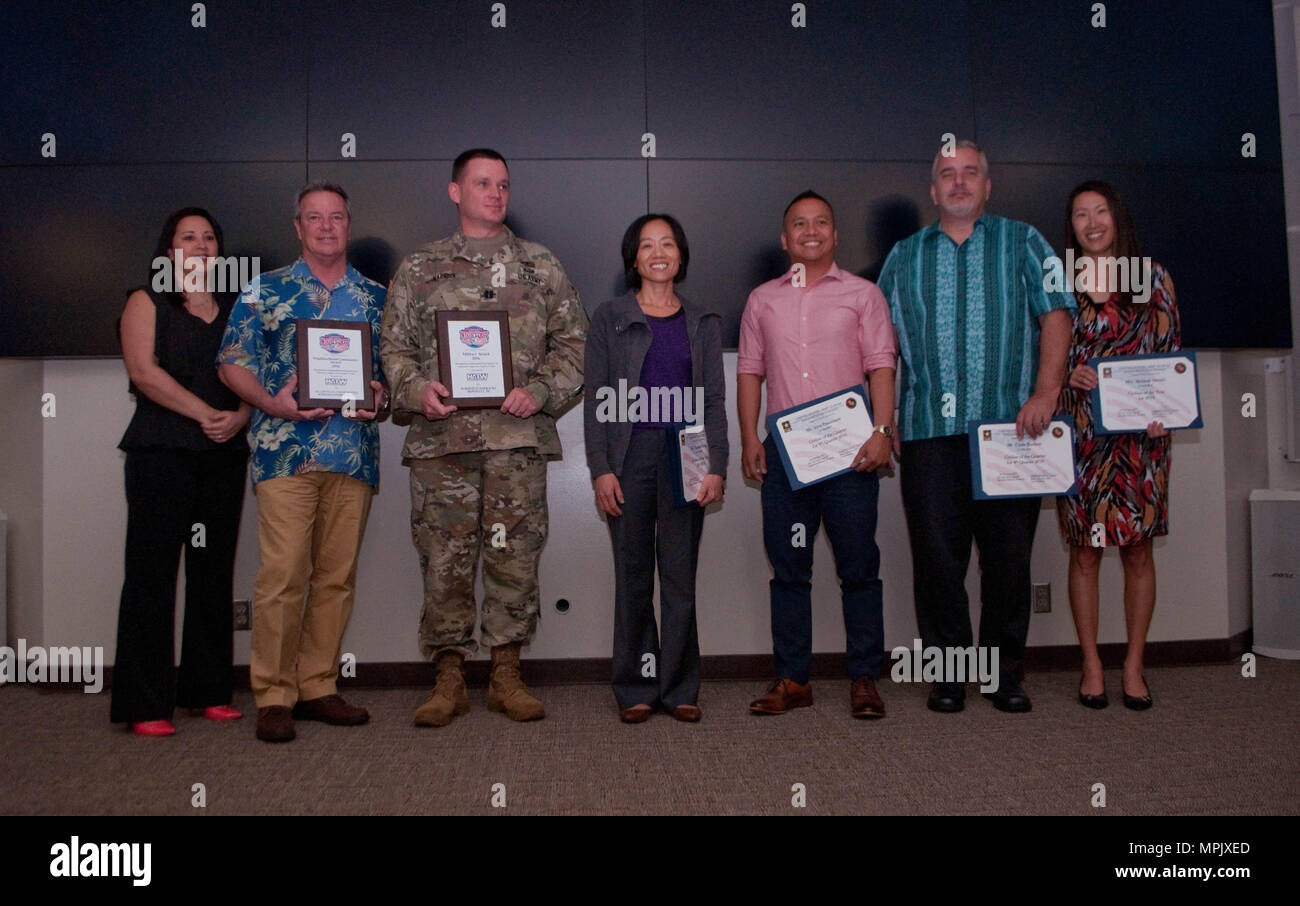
[218,258,386,488]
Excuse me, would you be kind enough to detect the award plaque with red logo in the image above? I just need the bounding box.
[295,318,376,411]
[434,310,513,408]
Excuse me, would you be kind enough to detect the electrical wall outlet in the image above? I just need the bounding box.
[1032,584,1051,613]
[233,599,251,631]
[1029,582,1050,610]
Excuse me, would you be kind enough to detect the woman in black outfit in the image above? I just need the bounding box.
[110,207,251,736]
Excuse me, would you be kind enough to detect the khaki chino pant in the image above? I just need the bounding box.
[250,472,373,708]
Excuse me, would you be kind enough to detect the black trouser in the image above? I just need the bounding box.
[899,435,1040,687]
[110,448,247,723]
[607,430,705,710]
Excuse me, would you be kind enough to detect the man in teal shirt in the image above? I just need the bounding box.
[877,141,1075,714]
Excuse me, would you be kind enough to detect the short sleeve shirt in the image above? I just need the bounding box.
[217,258,386,487]
[736,263,896,417]
[877,213,1077,440]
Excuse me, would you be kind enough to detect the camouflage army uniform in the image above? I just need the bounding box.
[381,227,588,659]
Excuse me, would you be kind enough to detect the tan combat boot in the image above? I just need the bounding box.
[486,642,545,721]
[413,651,470,727]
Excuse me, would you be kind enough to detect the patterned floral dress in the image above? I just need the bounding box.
[1055,263,1180,548]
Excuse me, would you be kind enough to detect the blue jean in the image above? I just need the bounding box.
[760,436,884,683]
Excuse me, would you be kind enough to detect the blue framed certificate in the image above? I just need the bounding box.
[766,385,873,491]
[665,424,710,507]
[968,418,1078,500]
[1088,350,1202,435]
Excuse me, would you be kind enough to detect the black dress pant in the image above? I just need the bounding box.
[607,430,705,710]
[110,448,247,723]
[899,435,1040,686]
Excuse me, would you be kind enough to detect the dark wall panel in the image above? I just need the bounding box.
[0,0,1290,356]
[0,164,304,356]
[306,0,646,160]
[0,1,305,164]
[992,165,1292,350]
[645,0,976,160]
[969,0,1283,168]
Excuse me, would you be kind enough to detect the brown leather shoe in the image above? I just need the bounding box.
[670,704,702,722]
[619,704,653,723]
[749,678,813,715]
[292,694,369,726]
[850,676,886,719]
[256,706,295,742]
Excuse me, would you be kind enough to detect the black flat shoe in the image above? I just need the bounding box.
[1078,676,1108,709]
[1122,675,1152,711]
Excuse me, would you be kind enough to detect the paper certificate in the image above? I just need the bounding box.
[1088,351,1202,434]
[435,310,513,408]
[968,419,1078,500]
[295,319,375,411]
[766,386,874,491]
[668,424,711,506]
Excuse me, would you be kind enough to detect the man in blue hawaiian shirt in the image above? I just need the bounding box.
[218,181,388,743]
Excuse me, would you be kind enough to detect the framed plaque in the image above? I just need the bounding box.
[295,318,375,411]
[435,310,514,408]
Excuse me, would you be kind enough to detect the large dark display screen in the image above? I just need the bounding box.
[0,0,1288,356]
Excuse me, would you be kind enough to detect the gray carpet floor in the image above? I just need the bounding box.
[2,662,1297,815]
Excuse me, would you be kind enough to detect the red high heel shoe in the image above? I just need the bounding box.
[132,720,175,736]
[203,705,243,720]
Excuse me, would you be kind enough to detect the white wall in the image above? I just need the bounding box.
[1222,352,1274,636]
[0,349,1267,666]
[0,360,44,646]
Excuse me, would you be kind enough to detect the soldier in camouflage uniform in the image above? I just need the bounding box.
[381,149,587,726]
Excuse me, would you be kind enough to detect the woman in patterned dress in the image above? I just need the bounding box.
[1056,180,1179,711]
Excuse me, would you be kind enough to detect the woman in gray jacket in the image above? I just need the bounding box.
[584,213,728,723]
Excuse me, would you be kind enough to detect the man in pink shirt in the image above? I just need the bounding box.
[737,190,898,718]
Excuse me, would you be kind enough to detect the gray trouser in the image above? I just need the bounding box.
[607,429,704,710]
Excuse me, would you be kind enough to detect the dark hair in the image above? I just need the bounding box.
[452,148,508,183]
[783,189,834,225]
[621,213,690,289]
[153,206,222,264]
[122,206,222,340]
[149,207,224,305]
[295,180,350,219]
[1064,179,1143,307]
